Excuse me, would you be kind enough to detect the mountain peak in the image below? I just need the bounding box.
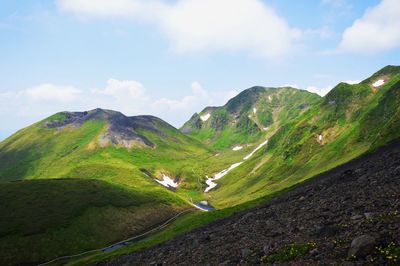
[362,65,400,85]
[42,109,176,148]
[181,85,321,149]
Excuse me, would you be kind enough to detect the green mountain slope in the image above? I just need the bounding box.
[203,65,400,207]
[0,179,185,266]
[181,86,321,150]
[0,108,214,265]
[1,65,400,265]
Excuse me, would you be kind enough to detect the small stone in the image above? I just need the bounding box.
[364,212,375,219]
[241,248,252,258]
[299,196,306,201]
[192,239,199,247]
[351,214,363,220]
[344,169,354,176]
[316,225,339,237]
[348,235,376,258]
[263,243,277,255]
[218,260,231,266]
[309,248,319,256]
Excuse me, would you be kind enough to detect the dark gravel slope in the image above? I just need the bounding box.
[99,140,400,265]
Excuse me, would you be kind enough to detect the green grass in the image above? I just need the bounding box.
[182,86,321,150]
[0,179,186,266]
[0,66,399,266]
[207,70,400,208]
[62,185,295,266]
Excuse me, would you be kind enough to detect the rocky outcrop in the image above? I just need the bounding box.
[44,108,160,148]
[99,140,400,265]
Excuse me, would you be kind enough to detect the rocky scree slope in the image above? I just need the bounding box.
[98,139,400,265]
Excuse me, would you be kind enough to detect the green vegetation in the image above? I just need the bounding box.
[0,65,400,265]
[0,179,185,266]
[207,67,400,207]
[181,86,321,150]
[260,242,317,263]
[376,242,400,264]
[62,185,295,266]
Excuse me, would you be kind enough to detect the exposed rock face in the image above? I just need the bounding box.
[98,140,400,265]
[44,108,162,148]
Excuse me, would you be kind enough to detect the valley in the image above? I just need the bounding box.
[0,66,399,265]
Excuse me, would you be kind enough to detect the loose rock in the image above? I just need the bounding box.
[348,235,376,258]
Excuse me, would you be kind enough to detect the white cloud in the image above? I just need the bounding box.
[343,80,361,85]
[24,83,81,102]
[151,81,211,112]
[158,0,295,58]
[57,0,165,20]
[57,0,298,58]
[339,0,400,53]
[93,79,146,100]
[306,85,333,96]
[0,79,238,137]
[302,27,334,39]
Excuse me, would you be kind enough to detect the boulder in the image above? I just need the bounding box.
[348,235,376,258]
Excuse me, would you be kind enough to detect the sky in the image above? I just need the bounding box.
[0,0,399,140]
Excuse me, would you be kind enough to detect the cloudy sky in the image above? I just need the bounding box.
[0,0,399,140]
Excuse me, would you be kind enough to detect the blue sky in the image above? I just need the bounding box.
[0,0,399,140]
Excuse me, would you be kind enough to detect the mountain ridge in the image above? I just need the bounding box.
[0,65,399,265]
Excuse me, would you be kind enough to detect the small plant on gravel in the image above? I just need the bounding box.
[332,239,346,247]
[260,241,317,263]
[376,242,400,264]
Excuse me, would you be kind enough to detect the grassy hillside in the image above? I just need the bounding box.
[0,179,186,266]
[1,66,400,265]
[207,65,400,207]
[181,86,321,150]
[0,109,216,265]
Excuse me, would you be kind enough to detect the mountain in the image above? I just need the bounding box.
[101,139,400,265]
[181,86,321,149]
[201,65,400,207]
[0,108,210,182]
[0,108,213,265]
[1,65,400,265]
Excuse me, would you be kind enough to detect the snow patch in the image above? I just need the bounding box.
[200,113,211,122]
[372,79,385,88]
[232,146,243,151]
[243,139,269,160]
[318,134,323,142]
[253,108,257,114]
[155,174,178,188]
[205,139,269,192]
[204,162,243,193]
[268,95,272,101]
